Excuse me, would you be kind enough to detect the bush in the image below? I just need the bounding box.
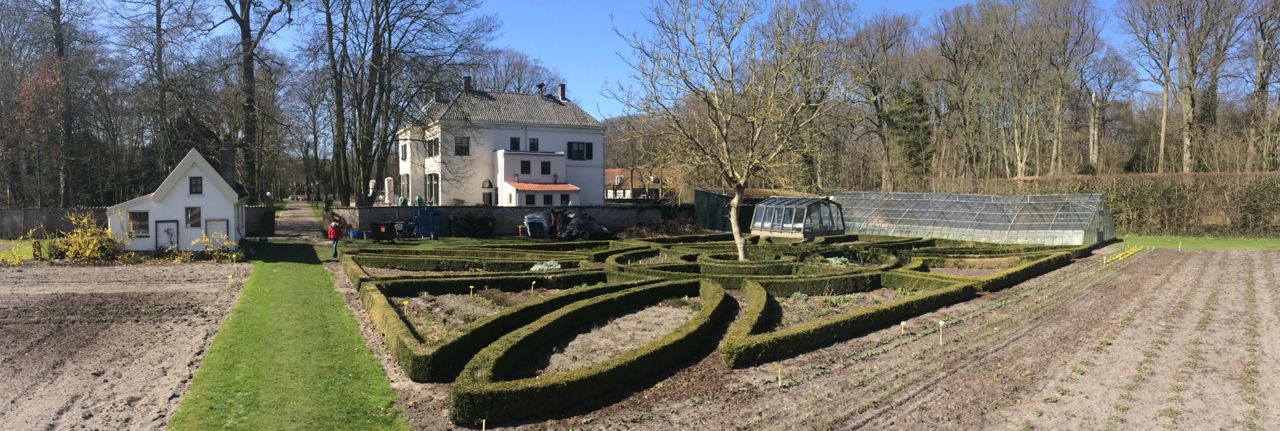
[374,270,609,297]
[352,254,583,272]
[449,213,496,237]
[450,279,731,425]
[53,212,122,262]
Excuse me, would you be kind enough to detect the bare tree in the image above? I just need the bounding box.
[471,48,564,94]
[215,0,291,202]
[615,0,852,260]
[1244,0,1280,170]
[846,11,913,191]
[1119,0,1176,173]
[1037,0,1099,175]
[1082,46,1136,170]
[1169,0,1245,172]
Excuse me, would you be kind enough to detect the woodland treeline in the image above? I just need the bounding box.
[607,0,1280,196]
[0,0,562,207]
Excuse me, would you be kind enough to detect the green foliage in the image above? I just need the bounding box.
[53,212,122,262]
[449,213,496,237]
[884,79,934,177]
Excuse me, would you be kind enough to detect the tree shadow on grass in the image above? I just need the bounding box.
[253,241,322,265]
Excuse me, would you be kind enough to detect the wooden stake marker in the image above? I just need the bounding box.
[776,364,782,388]
[938,320,946,346]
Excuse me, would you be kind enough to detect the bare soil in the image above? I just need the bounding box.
[396,289,562,346]
[536,301,698,375]
[0,261,249,430]
[334,249,1280,430]
[777,288,900,326]
[364,267,485,278]
[925,267,1005,278]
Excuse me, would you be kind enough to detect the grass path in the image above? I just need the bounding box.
[1122,235,1280,250]
[169,242,408,430]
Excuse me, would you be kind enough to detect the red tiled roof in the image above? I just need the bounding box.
[508,181,581,192]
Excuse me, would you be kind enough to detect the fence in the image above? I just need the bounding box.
[328,204,691,237]
[1,206,275,239]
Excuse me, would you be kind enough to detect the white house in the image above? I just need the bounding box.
[397,77,605,207]
[108,149,248,252]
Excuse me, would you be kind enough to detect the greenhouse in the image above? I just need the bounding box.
[831,192,1115,247]
[749,197,846,239]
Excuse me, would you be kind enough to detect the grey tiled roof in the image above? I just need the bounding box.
[422,91,604,129]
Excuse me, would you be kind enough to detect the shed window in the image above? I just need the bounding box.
[543,194,553,206]
[560,194,570,205]
[128,211,150,237]
[189,177,203,194]
[186,207,201,228]
[525,194,536,206]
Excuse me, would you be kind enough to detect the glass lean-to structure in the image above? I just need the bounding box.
[831,192,1115,247]
[750,197,847,238]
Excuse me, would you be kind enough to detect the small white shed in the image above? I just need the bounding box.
[108,149,248,252]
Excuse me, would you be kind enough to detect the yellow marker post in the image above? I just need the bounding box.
[469,285,475,296]
[900,321,906,336]
[481,419,486,431]
[776,364,782,388]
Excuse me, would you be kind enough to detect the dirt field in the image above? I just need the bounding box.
[0,262,249,430]
[333,249,1280,430]
[537,302,697,375]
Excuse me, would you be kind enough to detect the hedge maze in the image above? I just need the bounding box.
[342,233,1095,426]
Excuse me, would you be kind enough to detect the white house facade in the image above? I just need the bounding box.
[108,149,248,252]
[397,79,605,207]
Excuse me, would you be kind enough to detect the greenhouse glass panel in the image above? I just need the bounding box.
[831,191,1114,246]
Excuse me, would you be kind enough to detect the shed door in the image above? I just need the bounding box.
[155,220,179,251]
[206,219,230,242]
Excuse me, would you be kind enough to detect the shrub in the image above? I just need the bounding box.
[58,212,122,262]
[449,213,496,237]
[529,261,561,271]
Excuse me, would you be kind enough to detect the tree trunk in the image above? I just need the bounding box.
[237,0,258,203]
[1158,84,1169,173]
[52,0,72,207]
[728,183,749,261]
[323,0,350,206]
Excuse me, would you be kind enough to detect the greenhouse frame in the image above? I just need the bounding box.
[831,192,1115,247]
[750,197,846,239]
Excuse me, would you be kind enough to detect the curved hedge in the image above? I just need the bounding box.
[721,273,973,367]
[361,277,660,383]
[352,254,584,272]
[719,251,1074,367]
[450,279,732,425]
[375,269,609,297]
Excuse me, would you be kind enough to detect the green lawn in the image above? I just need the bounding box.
[1121,235,1280,250]
[310,204,325,222]
[1,239,33,263]
[170,242,409,430]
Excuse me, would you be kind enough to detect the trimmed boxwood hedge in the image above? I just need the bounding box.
[361,277,661,383]
[636,232,737,244]
[352,254,584,272]
[348,247,586,261]
[719,251,1075,367]
[450,279,732,425]
[375,270,609,297]
[721,275,974,367]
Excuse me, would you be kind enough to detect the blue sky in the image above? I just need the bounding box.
[480,0,1126,120]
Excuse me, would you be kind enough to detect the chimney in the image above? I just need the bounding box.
[557,83,566,101]
[463,75,473,91]
[536,83,546,95]
[219,135,235,184]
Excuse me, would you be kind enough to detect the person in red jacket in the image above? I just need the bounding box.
[327,222,343,259]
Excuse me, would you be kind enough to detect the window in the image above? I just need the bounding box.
[525,194,536,206]
[543,194,553,206]
[453,136,470,156]
[520,160,531,175]
[568,142,594,160]
[426,138,439,157]
[529,138,539,152]
[425,173,440,205]
[508,194,513,205]
[189,176,203,194]
[482,192,495,206]
[510,137,520,151]
[540,161,551,175]
[560,194,570,205]
[128,211,149,237]
[399,143,407,160]
[185,207,201,228]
